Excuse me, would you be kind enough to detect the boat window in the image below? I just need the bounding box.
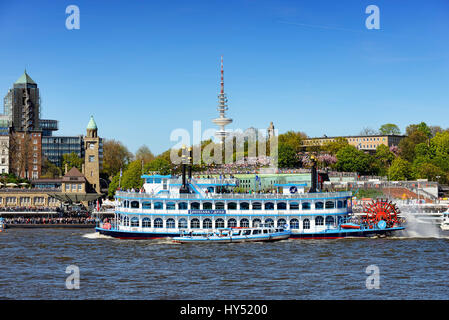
[325,201,335,209]
[315,202,324,210]
[166,202,176,210]
[203,218,212,229]
[178,202,188,210]
[290,219,299,229]
[252,202,262,210]
[252,219,261,227]
[203,202,212,210]
[302,202,311,210]
[265,202,274,210]
[252,230,261,235]
[228,202,237,210]
[166,218,176,229]
[343,200,347,208]
[142,218,151,228]
[131,217,139,227]
[227,219,237,228]
[191,202,200,210]
[277,202,287,210]
[142,202,151,209]
[215,202,225,210]
[240,218,250,227]
[263,229,268,234]
[325,216,335,226]
[154,202,163,210]
[240,202,250,210]
[289,202,299,210]
[277,219,287,228]
[265,218,274,227]
[315,216,324,226]
[130,201,140,209]
[337,201,343,208]
[215,218,225,228]
[178,218,188,229]
[191,218,200,229]
[243,230,251,235]
[233,230,241,236]
[303,219,310,229]
[123,216,129,226]
[154,218,163,228]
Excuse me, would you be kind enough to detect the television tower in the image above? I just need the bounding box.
[212,56,232,144]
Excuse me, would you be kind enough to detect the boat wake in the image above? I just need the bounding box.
[398,209,446,239]
[82,232,114,239]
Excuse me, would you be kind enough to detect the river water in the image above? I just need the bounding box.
[0,227,448,300]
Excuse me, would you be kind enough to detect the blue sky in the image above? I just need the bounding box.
[0,0,448,155]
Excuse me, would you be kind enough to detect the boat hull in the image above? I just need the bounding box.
[96,226,404,240]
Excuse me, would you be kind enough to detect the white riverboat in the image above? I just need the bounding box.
[172,224,291,244]
[96,166,404,240]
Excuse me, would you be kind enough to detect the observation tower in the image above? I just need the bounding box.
[212,56,233,144]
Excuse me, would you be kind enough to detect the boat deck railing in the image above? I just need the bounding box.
[116,190,353,200]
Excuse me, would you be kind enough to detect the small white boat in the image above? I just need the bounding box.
[440,212,449,231]
[172,224,291,244]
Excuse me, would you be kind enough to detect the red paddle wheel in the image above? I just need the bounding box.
[362,199,400,228]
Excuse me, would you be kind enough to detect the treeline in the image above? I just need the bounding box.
[277,122,449,184]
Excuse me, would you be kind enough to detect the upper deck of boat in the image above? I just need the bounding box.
[115,190,353,200]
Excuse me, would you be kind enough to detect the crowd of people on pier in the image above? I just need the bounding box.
[0,206,61,212]
[3,216,96,225]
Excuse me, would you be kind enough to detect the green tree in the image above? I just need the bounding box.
[322,137,349,155]
[62,152,84,172]
[388,157,413,181]
[374,144,396,176]
[41,158,62,178]
[278,131,307,153]
[120,160,144,190]
[102,139,133,178]
[335,146,376,175]
[278,143,299,168]
[398,130,428,162]
[144,158,172,175]
[135,145,155,164]
[379,123,401,135]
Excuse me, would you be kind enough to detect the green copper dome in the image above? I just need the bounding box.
[87,116,97,130]
[15,70,36,85]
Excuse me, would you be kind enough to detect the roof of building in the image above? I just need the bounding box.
[62,167,86,182]
[87,116,97,130]
[15,70,36,85]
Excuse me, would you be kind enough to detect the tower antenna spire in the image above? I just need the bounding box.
[212,56,233,145]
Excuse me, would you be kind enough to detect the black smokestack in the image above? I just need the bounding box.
[310,155,317,193]
[180,145,189,193]
[188,146,192,179]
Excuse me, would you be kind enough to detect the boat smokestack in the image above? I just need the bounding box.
[188,146,192,180]
[180,145,189,194]
[309,155,317,193]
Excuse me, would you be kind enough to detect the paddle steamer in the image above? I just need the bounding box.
[96,152,404,239]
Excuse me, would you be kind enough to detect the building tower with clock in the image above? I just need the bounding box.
[84,115,103,194]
